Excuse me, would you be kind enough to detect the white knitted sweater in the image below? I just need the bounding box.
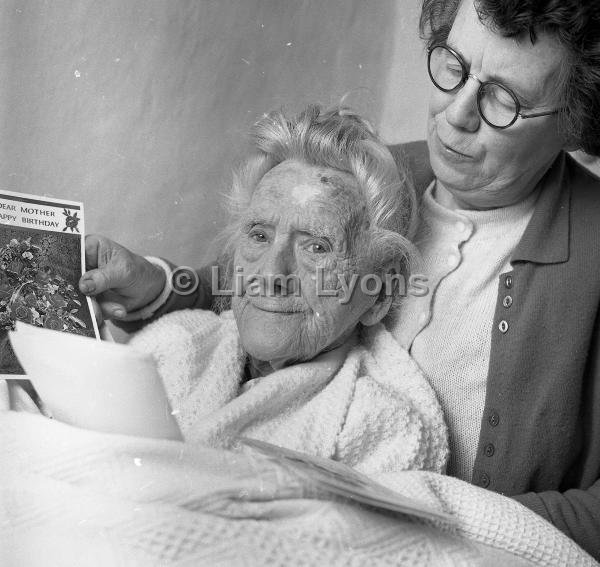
[130,309,448,475]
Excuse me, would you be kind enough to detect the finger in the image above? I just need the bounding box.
[84,234,104,270]
[79,267,116,296]
[98,299,127,321]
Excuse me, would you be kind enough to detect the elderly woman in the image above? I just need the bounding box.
[126,105,448,475]
[81,0,600,559]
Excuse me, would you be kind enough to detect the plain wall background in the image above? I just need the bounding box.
[0,0,429,266]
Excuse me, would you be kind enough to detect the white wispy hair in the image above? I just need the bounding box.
[215,104,417,307]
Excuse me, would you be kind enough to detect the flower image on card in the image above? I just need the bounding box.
[0,191,99,376]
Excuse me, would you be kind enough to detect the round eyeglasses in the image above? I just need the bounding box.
[427,44,561,129]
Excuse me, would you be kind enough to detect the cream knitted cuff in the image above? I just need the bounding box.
[120,256,173,321]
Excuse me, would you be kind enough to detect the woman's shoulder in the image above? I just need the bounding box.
[387,141,434,198]
[358,322,426,383]
[337,323,448,473]
[128,309,244,420]
[567,154,600,215]
[564,154,600,262]
[355,322,446,433]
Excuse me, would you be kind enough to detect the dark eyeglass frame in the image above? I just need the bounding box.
[427,43,562,129]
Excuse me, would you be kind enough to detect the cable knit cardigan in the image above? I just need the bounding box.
[129,309,448,476]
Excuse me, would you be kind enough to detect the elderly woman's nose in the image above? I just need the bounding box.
[261,242,296,276]
[444,80,480,132]
[258,244,298,295]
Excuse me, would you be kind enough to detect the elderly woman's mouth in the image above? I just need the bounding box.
[247,297,307,314]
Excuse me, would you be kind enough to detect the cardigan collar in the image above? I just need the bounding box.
[511,152,570,265]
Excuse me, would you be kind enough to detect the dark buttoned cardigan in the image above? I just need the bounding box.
[393,141,600,560]
[136,141,600,560]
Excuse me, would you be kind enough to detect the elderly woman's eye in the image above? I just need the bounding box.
[249,230,268,242]
[307,241,331,254]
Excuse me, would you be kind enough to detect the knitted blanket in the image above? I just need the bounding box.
[2,411,596,566]
[129,309,448,475]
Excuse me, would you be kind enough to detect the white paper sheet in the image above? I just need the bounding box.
[9,321,182,441]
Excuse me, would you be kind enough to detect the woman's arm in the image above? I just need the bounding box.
[513,479,600,560]
[111,262,218,333]
[79,234,217,330]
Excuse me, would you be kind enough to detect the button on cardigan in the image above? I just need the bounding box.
[389,179,538,483]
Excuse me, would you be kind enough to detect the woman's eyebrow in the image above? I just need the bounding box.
[296,228,336,242]
[240,217,271,231]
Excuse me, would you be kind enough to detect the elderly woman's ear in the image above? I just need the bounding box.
[359,294,392,326]
[358,265,398,327]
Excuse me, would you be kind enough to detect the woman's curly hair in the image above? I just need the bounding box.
[212,104,417,311]
[419,0,600,156]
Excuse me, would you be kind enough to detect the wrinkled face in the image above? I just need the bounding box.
[232,159,385,367]
[427,0,568,209]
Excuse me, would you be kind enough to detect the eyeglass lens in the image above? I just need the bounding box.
[428,45,519,128]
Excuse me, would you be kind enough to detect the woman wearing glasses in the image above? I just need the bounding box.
[79,0,600,560]
[381,0,600,560]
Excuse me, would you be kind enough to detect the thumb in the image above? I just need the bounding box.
[88,297,127,325]
[98,299,128,321]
